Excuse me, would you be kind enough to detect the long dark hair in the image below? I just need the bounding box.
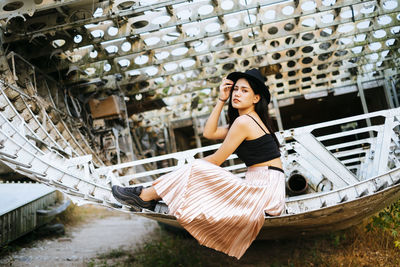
[227,78,280,147]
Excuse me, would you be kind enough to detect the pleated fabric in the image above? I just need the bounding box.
[152,159,285,259]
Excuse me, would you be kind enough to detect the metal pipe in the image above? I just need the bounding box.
[286,171,308,196]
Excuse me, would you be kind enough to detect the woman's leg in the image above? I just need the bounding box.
[140,186,161,201]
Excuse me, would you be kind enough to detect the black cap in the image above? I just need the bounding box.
[227,68,270,104]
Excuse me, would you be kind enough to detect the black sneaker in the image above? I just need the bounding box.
[112,185,156,211]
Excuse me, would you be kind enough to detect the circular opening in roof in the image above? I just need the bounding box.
[128,70,140,77]
[232,34,243,42]
[354,34,366,42]
[131,20,149,29]
[352,46,363,53]
[221,0,234,10]
[285,37,295,45]
[244,14,256,25]
[339,38,352,45]
[264,10,276,20]
[338,24,354,33]
[51,39,65,48]
[272,53,281,60]
[378,15,392,25]
[302,18,316,27]
[318,52,331,61]
[369,42,382,50]
[74,34,83,43]
[134,55,149,65]
[177,10,191,20]
[164,62,178,72]
[227,18,239,28]
[91,29,104,38]
[198,4,214,15]
[302,57,313,64]
[89,50,98,58]
[317,64,328,70]
[383,0,398,10]
[284,23,295,31]
[301,1,316,11]
[241,59,249,67]
[288,71,296,77]
[268,27,278,35]
[155,51,169,60]
[180,59,196,68]
[321,13,334,24]
[357,21,371,29]
[282,6,294,16]
[368,53,379,60]
[391,26,400,34]
[287,61,296,68]
[146,66,158,76]
[118,1,135,10]
[340,8,358,19]
[373,29,386,38]
[105,45,118,54]
[275,73,283,79]
[223,63,235,71]
[212,38,225,47]
[386,39,396,46]
[3,1,24,11]
[185,27,200,37]
[302,33,315,41]
[271,40,280,47]
[302,46,314,53]
[152,15,171,25]
[360,4,375,14]
[118,59,130,68]
[302,68,312,74]
[320,27,333,37]
[172,47,188,56]
[144,36,160,46]
[121,42,131,52]
[286,49,296,57]
[205,22,220,33]
[334,50,348,57]
[107,26,118,36]
[322,0,336,6]
[319,42,331,50]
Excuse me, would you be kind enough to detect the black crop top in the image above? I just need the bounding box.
[235,115,281,167]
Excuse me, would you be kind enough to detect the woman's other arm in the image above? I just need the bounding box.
[204,116,249,166]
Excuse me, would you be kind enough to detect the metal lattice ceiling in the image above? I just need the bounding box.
[1,0,399,129]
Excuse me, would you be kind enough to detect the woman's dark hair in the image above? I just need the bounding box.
[227,78,280,147]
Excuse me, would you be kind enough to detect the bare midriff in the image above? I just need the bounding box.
[250,157,282,169]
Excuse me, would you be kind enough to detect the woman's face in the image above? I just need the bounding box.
[231,78,260,110]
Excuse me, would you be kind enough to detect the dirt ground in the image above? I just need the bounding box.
[1,205,400,267]
[0,208,158,267]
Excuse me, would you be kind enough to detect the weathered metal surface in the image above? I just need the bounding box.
[0,183,58,246]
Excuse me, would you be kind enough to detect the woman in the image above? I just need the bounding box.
[112,68,285,259]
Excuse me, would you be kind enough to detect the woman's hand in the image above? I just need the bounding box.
[219,77,234,101]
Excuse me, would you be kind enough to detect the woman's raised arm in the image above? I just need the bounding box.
[203,77,233,140]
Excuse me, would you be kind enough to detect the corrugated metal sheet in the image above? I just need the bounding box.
[0,183,57,246]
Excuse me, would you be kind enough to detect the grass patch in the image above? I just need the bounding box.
[86,220,400,267]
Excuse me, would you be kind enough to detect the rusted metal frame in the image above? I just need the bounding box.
[77,19,400,95]
[73,2,393,76]
[66,0,375,60]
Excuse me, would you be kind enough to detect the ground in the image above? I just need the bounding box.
[1,205,400,267]
[0,206,158,267]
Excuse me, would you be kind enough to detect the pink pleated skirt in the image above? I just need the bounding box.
[152,159,285,259]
